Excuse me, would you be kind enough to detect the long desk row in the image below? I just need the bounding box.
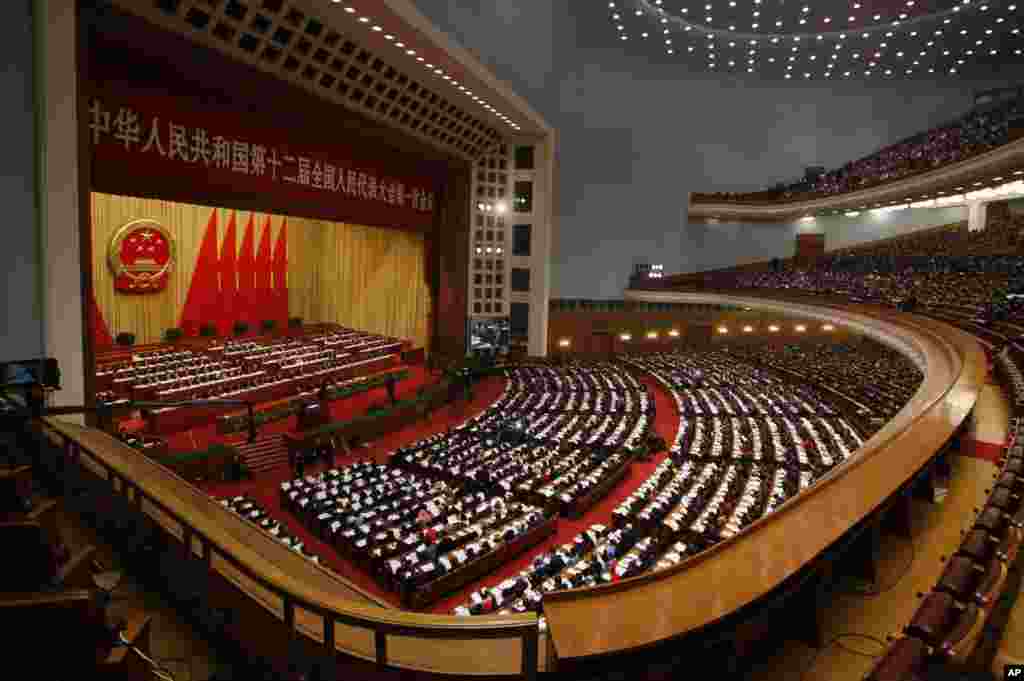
[145,354,399,434]
[277,464,557,609]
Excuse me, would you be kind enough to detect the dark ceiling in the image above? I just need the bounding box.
[605,0,1023,79]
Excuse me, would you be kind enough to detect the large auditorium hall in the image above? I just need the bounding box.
[3,1,1024,680]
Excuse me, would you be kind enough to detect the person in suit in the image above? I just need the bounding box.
[385,374,398,405]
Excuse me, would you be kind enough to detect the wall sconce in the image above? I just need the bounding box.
[558,338,571,348]
[668,329,680,337]
[646,331,658,339]
[717,326,728,334]
[822,324,835,332]
[768,325,780,332]
[742,325,754,333]
[620,333,632,342]
[795,324,807,332]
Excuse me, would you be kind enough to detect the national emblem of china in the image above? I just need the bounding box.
[108,219,174,293]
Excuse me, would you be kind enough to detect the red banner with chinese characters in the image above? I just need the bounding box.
[87,92,440,232]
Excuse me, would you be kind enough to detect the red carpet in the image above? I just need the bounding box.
[960,438,1006,464]
[201,374,508,608]
[201,374,683,613]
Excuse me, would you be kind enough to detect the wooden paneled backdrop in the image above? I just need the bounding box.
[91,192,430,349]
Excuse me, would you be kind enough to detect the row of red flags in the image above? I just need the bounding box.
[90,210,290,348]
[179,211,289,337]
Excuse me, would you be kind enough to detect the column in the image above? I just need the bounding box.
[38,0,87,419]
[1,2,43,363]
[527,135,554,358]
[967,200,988,233]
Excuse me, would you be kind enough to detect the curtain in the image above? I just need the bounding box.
[219,213,237,336]
[272,219,288,324]
[91,192,430,349]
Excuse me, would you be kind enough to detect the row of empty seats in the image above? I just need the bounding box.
[868,433,1024,680]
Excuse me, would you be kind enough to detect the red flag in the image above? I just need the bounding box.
[237,215,256,328]
[272,218,288,324]
[90,290,113,349]
[219,212,237,337]
[179,209,220,336]
[255,217,273,329]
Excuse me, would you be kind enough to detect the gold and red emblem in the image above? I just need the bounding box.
[108,219,174,293]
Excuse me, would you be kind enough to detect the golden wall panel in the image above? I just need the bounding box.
[91,192,430,349]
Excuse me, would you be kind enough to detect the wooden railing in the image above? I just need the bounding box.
[31,293,985,674]
[36,418,541,677]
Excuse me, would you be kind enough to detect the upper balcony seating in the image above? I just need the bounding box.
[695,95,1023,203]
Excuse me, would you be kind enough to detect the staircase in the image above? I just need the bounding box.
[234,434,289,475]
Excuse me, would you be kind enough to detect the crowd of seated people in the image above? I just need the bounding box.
[219,494,323,564]
[395,362,651,517]
[454,349,867,620]
[111,328,405,435]
[830,216,1023,262]
[694,96,1023,202]
[275,462,554,607]
[726,342,923,432]
[670,215,1024,361]
[100,325,403,398]
[619,353,862,549]
[453,522,673,623]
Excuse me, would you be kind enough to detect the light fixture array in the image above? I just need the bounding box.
[334,2,521,129]
[800,171,1024,218]
[607,0,1022,79]
[714,322,833,333]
